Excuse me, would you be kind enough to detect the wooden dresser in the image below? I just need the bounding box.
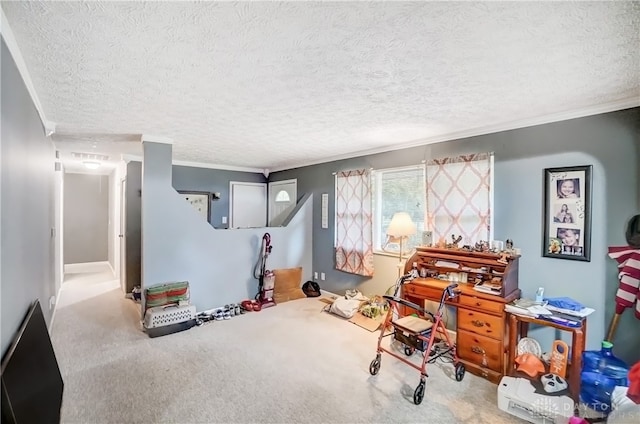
[402,247,521,383]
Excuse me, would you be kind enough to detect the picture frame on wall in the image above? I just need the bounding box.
[542,165,592,261]
[178,191,211,223]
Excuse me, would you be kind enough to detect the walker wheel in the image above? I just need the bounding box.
[455,363,466,381]
[413,381,425,405]
[404,346,415,356]
[369,358,381,375]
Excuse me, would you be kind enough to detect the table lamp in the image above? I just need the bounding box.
[387,212,417,275]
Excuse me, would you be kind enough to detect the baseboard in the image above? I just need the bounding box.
[64,261,111,273]
[107,261,116,277]
[320,289,340,299]
[48,286,62,335]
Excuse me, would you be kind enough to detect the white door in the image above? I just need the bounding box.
[230,182,267,228]
[268,179,297,226]
[119,178,127,293]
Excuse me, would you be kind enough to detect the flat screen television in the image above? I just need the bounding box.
[1,300,64,424]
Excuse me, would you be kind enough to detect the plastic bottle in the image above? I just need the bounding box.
[580,341,630,413]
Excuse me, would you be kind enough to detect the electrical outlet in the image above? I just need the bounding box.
[222,216,227,224]
[320,272,325,281]
[314,271,318,280]
[49,296,56,310]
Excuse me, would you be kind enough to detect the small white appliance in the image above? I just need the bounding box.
[498,376,574,424]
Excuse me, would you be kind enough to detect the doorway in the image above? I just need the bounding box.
[229,182,267,228]
[119,178,127,294]
[268,179,297,226]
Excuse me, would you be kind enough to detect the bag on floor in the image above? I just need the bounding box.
[302,280,321,297]
[329,297,361,319]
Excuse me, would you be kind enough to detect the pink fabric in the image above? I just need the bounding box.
[608,246,640,318]
[426,153,491,245]
[335,169,374,277]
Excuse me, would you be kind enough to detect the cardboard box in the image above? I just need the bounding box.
[349,311,386,332]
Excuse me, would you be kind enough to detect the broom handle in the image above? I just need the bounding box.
[605,312,622,342]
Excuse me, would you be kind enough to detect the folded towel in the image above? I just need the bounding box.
[544,296,584,312]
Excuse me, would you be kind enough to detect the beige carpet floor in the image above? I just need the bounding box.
[51,267,526,424]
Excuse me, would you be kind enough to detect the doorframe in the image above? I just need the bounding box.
[229,181,267,228]
[119,178,127,293]
[268,178,297,225]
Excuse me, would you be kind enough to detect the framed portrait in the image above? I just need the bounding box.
[178,191,211,223]
[542,165,592,261]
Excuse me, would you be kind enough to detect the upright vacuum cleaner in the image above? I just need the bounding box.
[254,233,276,308]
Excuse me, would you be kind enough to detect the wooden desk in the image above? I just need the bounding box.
[402,247,521,383]
[403,278,520,383]
[507,313,587,403]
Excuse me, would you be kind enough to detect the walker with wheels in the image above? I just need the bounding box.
[368,273,465,405]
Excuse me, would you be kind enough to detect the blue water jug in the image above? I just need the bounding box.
[580,341,630,413]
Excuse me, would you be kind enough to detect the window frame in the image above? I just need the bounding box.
[372,164,426,255]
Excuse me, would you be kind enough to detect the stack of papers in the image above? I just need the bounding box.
[473,282,502,295]
[546,305,595,317]
[506,298,593,328]
[505,299,553,318]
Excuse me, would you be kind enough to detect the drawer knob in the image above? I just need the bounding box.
[471,319,485,327]
[471,346,485,355]
[476,302,482,306]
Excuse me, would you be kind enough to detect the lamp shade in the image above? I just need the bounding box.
[387,212,417,237]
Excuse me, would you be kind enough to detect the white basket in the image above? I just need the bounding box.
[144,304,196,329]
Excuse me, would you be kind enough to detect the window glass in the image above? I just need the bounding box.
[373,166,425,253]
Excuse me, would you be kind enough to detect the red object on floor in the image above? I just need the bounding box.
[628,361,640,404]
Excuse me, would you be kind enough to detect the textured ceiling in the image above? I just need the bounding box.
[3,1,639,171]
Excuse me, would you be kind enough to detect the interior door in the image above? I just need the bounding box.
[268,179,297,226]
[230,182,267,228]
[119,178,127,293]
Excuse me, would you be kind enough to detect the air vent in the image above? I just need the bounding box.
[71,152,109,161]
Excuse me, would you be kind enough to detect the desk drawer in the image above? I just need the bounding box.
[458,308,504,339]
[459,295,504,315]
[457,329,502,372]
[403,284,441,301]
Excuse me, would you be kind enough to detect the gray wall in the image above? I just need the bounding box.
[1,38,57,355]
[172,165,266,229]
[272,108,640,363]
[63,173,109,264]
[124,161,267,292]
[140,142,313,312]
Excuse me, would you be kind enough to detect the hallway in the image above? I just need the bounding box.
[58,262,122,309]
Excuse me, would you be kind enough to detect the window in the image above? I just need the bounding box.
[372,165,426,253]
[274,190,290,202]
[372,154,493,254]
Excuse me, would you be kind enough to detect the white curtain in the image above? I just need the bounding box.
[335,169,374,277]
[426,153,491,246]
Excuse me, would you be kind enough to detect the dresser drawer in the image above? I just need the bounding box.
[457,308,504,339]
[457,329,503,372]
[459,295,504,315]
[403,284,441,302]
